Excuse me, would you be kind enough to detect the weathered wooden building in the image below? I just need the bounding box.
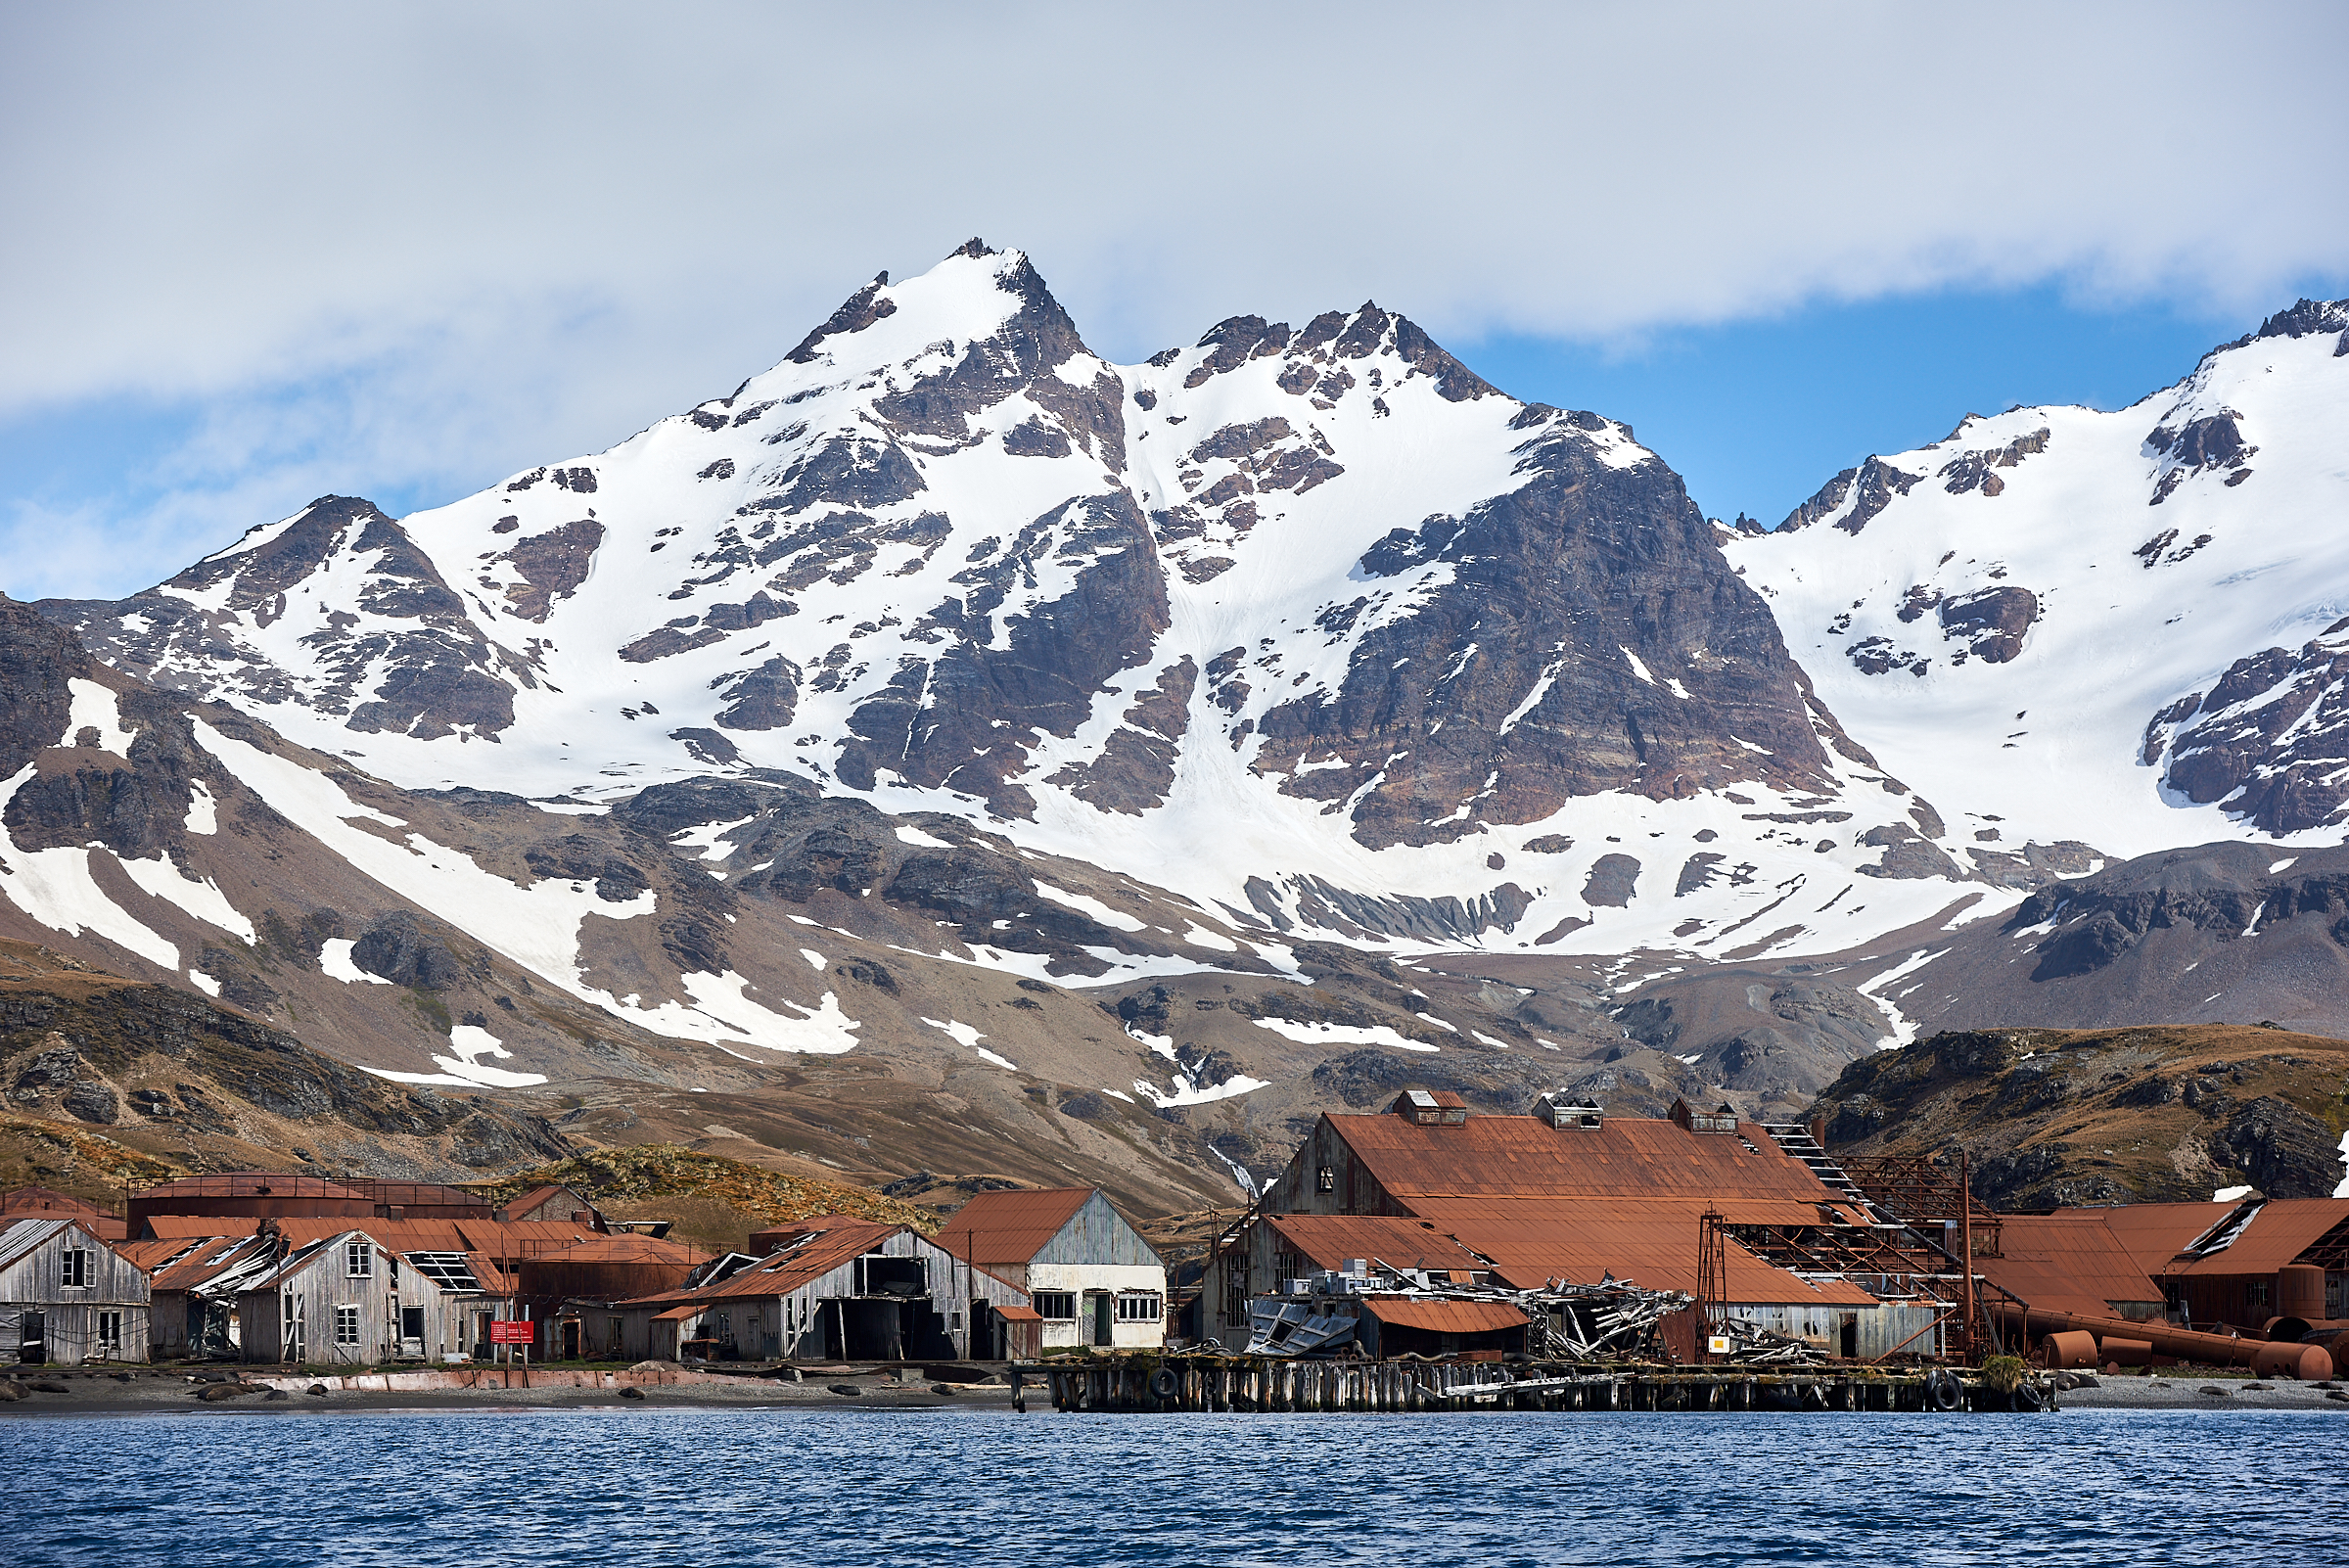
[117,1232,277,1359]
[934,1188,1169,1352]
[617,1216,1029,1361]
[234,1228,517,1365]
[1,1218,152,1365]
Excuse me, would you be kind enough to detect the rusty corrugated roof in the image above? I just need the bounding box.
[1323,1112,1844,1204]
[520,1234,709,1267]
[146,1214,261,1239]
[2169,1198,2349,1275]
[993,1304,1041,1321]
[1400,1196,1880,1305]
[1263,1214,1487,1274]
[1977,1215,2166,1316]
[2078,1201,2236,1273]
[932,1187,1092,1266]
[620,1219,905,1309]
[1361,1298,1530,1334]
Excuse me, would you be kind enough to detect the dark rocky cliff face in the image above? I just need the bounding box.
[40,495,532,741]
[1255,410,1845,849]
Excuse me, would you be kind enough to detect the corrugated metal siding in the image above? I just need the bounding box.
[1032,1192,1165,1269]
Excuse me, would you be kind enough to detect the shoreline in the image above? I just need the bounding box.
[1,1366,2340,1418]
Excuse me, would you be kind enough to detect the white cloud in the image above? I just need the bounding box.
[2,1,2342,594]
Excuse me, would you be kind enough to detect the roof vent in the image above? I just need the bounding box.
[1533,1094,1604,1130]
[1390,1089,1467,1126]
[1670,1097,1740,1135]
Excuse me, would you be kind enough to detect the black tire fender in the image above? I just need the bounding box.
[2011,1380,2045,1412]
[1150,1368,1179,1398]
[1926,1367,1963,1411]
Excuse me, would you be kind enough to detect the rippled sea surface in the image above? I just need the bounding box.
[6,1407,2331,1566]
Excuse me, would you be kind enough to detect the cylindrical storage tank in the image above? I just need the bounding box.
[2042,1330,2097,1369]
[2248,1342,2333,1380]
[2098,1338,2153,1367]
[2277,1266,2326,1320]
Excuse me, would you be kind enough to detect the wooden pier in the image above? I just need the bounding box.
[1010,1356,2055,1415]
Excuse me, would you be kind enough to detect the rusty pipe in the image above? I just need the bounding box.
[1997,1304,2265,1369]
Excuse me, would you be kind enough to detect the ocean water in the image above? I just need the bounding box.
[4,1407,2330,1566]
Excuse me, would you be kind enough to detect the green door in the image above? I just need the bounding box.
[1092,1293,1113,1345]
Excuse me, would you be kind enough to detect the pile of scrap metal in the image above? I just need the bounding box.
[1707,1315,1824,1365]
[1245,1261,1693,1360]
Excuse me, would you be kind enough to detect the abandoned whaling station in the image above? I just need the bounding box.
[3,1088,2344,1415]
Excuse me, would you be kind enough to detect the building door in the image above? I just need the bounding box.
[1839,1314,1859,1360]
[1091,1292,1113,1346]
[561,1319,581,1360]
[18,1311,44,1363]
[401,1306,427,1354]
[284,1294,304,1364]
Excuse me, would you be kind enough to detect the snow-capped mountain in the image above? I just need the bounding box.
[41,241,2005,965]
[1728,299,2349,860]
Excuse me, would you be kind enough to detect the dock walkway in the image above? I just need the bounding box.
[1012,1357,2055,1414]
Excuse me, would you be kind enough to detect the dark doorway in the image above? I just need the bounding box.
[560,1318,581,1360]
[18,1311,43,1363]
[1091,1293,1113,1346]
[401,1306,427,1348]
[1840,1315,1859,1359]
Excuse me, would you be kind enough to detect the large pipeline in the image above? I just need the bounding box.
[2001,1305,2334,1379]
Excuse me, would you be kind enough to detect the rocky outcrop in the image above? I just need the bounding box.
[1805,1023,2349,1209]
[2155,621,2349,835]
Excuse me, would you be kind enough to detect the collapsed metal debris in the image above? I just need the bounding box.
[1245,1260,1692,1360]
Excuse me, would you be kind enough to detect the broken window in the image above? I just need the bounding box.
[2247,1280,2270,1308]
[60,1248,88,1287]
[335,1305,360,1346]
[1316,1166,1335,1192]
[1115,1293,1162,1323]
[95,1311,121,1354]
[345,1242,374,1278]
[1034,1291,1077,1320]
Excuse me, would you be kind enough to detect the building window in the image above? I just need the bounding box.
[2246,1280,2270,1308]
[345,1242,373,1278]
[1316,1166,1335,1192]
[335,1306,361,1346]
[95,1311,121,1354]
[1116,1293,1162,1323]
[609,1316,624,1348]
[60,1248,88,1287]
[1035,1291,1077,1320]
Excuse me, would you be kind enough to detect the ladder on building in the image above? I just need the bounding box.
[1759,1123,1872,1209]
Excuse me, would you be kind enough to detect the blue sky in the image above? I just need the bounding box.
[0,279,2322,603]
[3,3,2342,600]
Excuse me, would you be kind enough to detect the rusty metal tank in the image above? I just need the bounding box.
[2098,1337,2153,1367]
[2041,1330,2098,1369]
[2248,1342,2334,1380]
[2277,1265,2326,1321]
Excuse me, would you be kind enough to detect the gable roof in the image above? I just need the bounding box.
[933,1188,1093,1266]
[2168,1198,2349,1276]
[619,1219,905,1309]
[0,1218,75,1271]
[1320,1112,1854,1209]
[136,1234,276,1293]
